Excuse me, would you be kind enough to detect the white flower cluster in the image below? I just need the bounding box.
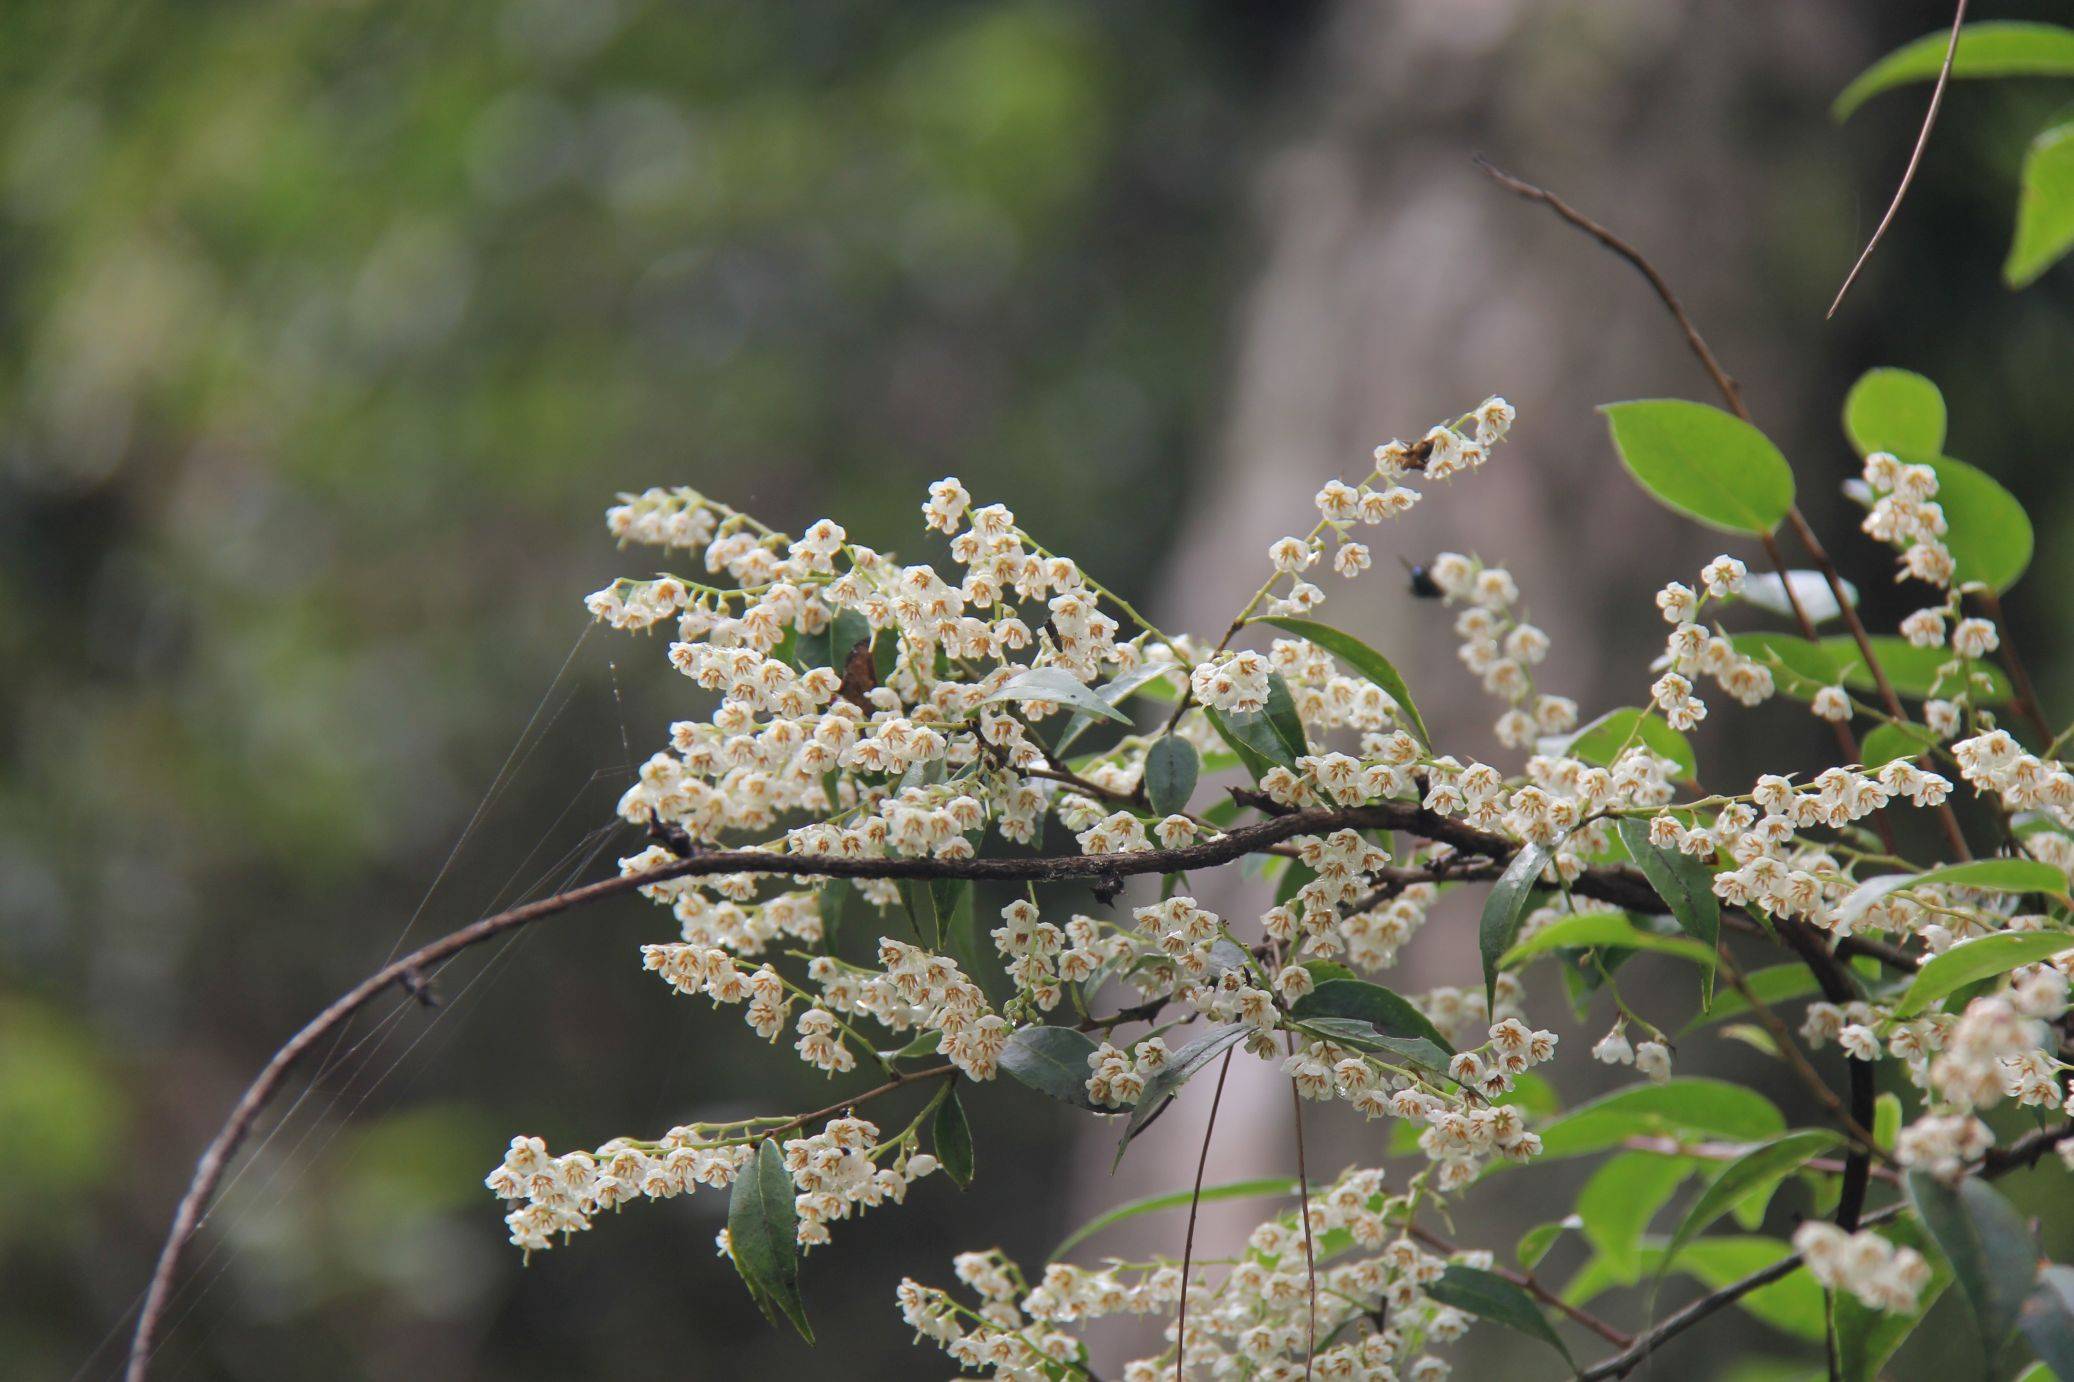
[1085,1037,1169,1108]
[1860,452,1954,587]
[1424,551,1577,748]
[1589,1021,1674,1083]
[1792,1222,1932,1313]
[1649,554,1782,730]
[1954,729,2074,825]
[487,1130,752,1256]
[901,1168,1485,1381]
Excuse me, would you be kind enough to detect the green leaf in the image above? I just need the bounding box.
[1835,22,2074,120]
[1731,631,1849,700]
[1843,368,1947,460]
[1260,616,1430,748]
[1660,1131,1841,1275]
[1260,673,1309,762]
[1601,399,1796,535]
[1683,963,1824,1034]
[1578,1152,1694,1283]
[1892,928,2074,1018]
[1143,735,1199,817]
[1289,978,1456,1054]
[1819,634,2014,702]
[1116,1024,1249,1165]
[2009,110,2074,287]
[931,1085,974,1189]
[727,1139,814,1343]
[1874,1093,1902,1153]
[1618,817,1723,1007]
[1202,704,1283,782]
[1924,456,2034,595]
[1566,1236,1827,1341]
[1907,1169,2039,1360]
[1499,911,1718,971]
[1557,707,1697,780]
[1740,570,1858,627]
[1537,1078,1786,1160]
[1517,1219,1575,1272]
[1292,1016,1451,1076]
[1835,1217,1952,1382]
[2019,1264,2074,1382]
[1427,1264,1574,1365]
[1047,1177,1300,1263]
[1054,663,1181,754]
[1479,841,1553,1012]
[901,879,944,948]
[999,1026,1105,1112]
[1859,721,1939,768]
[983,667,1132,725]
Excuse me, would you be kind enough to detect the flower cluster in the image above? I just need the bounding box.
[1792,1222,1932,1313]
[1649,554,1783,729]
[1424,552,1576,748]
[1860,452,1954,588]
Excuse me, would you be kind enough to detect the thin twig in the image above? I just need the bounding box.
[1289,1054,1318,1380]
[1827,0,1970,318]
[1175,1048,1236,1382]
[1718,954,1884,1157]
[1405,1223,1634,1348]
[1979,590,2056,748]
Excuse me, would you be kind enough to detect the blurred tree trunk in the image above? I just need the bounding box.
[1074,0,1863,1362]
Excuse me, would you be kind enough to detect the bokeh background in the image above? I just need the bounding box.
[4,1,2071,1378]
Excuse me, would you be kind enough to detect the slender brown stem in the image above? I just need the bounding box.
[1288,1060,1317,1381]
[1405,1223,1634,1348]
[1719,954,1883,1156]
[1175,1048,1236,1382]
[1979,590,2055,747]
[1827,0,1970,318]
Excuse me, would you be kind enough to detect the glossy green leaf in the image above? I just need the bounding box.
[1293,1016,1451,1076]
[1893,928,2074,1018]
[1819,634,2014,702]
[1290,977,1455,1054]
[1055,662,1181,754]
[2018,1264,2074,1382]
[1479,841,1553,1012]
[1566,1236,1827,1342]
[1427,1264,1574,1365]
[1834,1217,1952,1382]
[1116,1024,1249,1164]
[1601,399,1796,535]
[1261,615,1430,747]
[1048,1177,1299,1263]
[1740,570,1858,626]
[1578,1152,1694,1283]
[1499,911,1718,971]
[1144,734,1199,817]
[1517,1219,1576,1272]
[1537,1078,1786,1159]
[728,1138,814,1342]
[1923,456,2034,594]
[983,666,1132,724]
[1859,721,1939,768]
[1557,706,1697,780]
[1619,817,1722,1007]
[1661,1131,1841,1274]
[1843,367,1946,460]
[2009,111,2074,287]
[1683,963,1824,1034]
[1908,1169,2039,1360]
[1261,673,1309,761]
[932,1086,974,1189]
[1202,704,1283,782]
[1731,631,1849,699]
[901,879,944,948]
[1000,1026,1105,1112]
[1835,22,2074,119]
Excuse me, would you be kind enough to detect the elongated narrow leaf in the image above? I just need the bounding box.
[1907,1169,2039,1361]
[1893,929,2074,1018]
[728,1139,813,1342]
[1000,1026,1105,1111]
[1835,1217,1952,1382]
[1537,1078,1785,1159]
[2009,111,2074,288]
[1661,1130,1841,1275]
[1479,842,1552,1012]
[1048,1178,1300,1263]
[1500,911,1718,971]
[901,879,943,948]
[1618,817,1721,1007]
[1601,399,1795,535]
[1055,663,1180,754]
[1293,1016,1451,1076]
[1554,706,1697,780]
[1290,978,1455,1053]
[1144,734,1199,817]
[1202,704,1282,782]
[931,1086,974,1189]
[1741,570,1858,626]
[1428,1265,1574,1365]
[1518,1220,1576,1272]
[983,666,1132,724]
[1835,22,2074,120]
[2019,1265,2074,1382]
[1837,859,2068,935]
[1578,1152,1694,1284]
[1261,616,1430,747]
[1843,367,1947,461]
[1261,673,1309,761]
[1116,1024,1249,1165]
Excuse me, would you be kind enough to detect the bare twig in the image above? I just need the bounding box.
[1827,0,1970,318]
[1979,590,2056,748]
[1175,1048,1236,1382]
[1718,955,1885,1158]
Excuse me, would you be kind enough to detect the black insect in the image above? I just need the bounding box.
[1404,560,1444,600]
